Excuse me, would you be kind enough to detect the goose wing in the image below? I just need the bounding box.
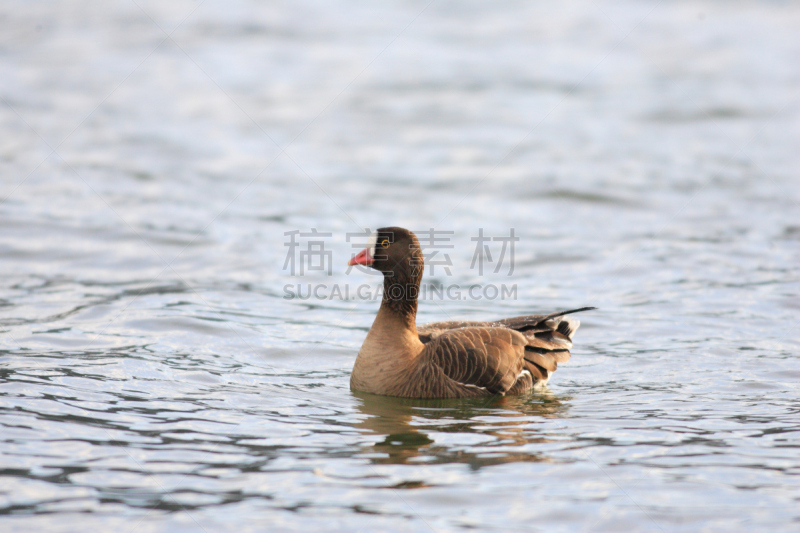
[418,307,595,384]
[418,326,529,396]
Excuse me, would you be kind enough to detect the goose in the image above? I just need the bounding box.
[348,227,594,399]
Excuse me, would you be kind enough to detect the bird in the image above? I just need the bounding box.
[347,226,594,399]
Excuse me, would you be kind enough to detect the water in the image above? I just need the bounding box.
[1,0,799,531]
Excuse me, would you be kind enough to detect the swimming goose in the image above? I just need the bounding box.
[348,227,594,399]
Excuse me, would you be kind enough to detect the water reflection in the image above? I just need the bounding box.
[352,391,570,469]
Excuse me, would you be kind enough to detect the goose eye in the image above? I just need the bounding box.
[381,239,390,248]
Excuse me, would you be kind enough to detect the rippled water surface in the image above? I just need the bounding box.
[2,1,800,531]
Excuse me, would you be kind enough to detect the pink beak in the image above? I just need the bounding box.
[348,247,374,266]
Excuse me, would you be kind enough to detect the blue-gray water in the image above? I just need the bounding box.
[1,1,799,531]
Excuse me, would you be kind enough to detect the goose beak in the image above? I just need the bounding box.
[348,247,374,266]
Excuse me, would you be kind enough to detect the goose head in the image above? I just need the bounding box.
[348,227,422,279]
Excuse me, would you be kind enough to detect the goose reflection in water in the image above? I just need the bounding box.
[351,391,570,471]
